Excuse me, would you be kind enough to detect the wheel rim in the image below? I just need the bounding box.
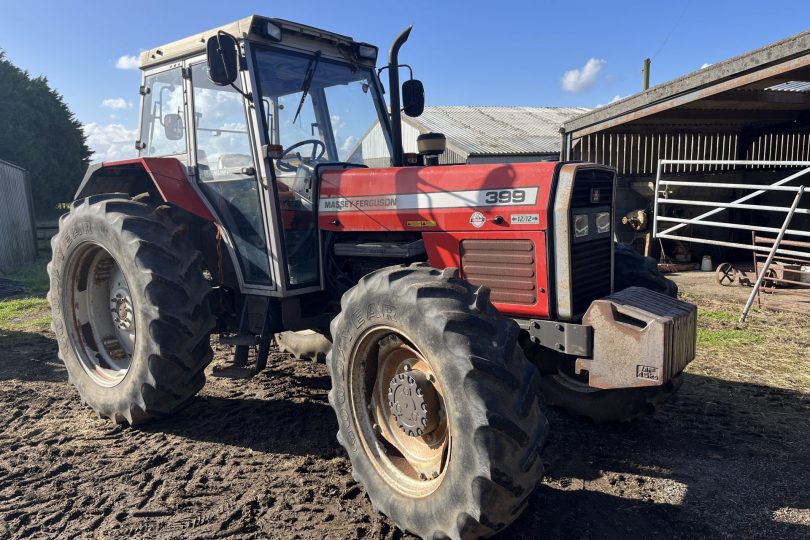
[65,243,135,387]
[348,327,450,497]
[716,263,737,286]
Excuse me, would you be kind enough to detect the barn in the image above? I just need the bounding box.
[350,106,588,167]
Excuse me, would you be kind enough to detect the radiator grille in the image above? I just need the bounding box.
[571,168,614,207]
[570,240,612,315]
[569,169,614,316]
[461,239,536,305]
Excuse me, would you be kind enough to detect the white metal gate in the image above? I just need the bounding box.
[652,159,810,320]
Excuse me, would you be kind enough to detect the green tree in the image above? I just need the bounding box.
[0,50,91,219]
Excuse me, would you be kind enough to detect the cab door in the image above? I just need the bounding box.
[186,58,278,292]
[244,43,326,296]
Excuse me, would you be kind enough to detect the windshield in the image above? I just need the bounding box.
[251,46,392,174]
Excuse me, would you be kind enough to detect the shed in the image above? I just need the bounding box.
[0,160,37,271]
[561,30,810,261]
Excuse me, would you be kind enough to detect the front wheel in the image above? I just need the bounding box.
[47,194,215,425]
[537,370,683,423]
[327,264,547,539]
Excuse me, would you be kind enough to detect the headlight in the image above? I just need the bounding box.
[595,212,611,234]
[574,214,589,238]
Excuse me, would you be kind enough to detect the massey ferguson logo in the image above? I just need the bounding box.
[590,188,602,203]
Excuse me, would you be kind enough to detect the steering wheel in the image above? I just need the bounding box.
[276,139,326,173]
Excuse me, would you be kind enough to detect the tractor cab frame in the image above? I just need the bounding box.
[134,16,395,298]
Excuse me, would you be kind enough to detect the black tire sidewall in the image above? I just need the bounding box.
[330,280,485,529]
[51,203,157,415]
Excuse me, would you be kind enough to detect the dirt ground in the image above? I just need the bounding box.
[1,272,809,539]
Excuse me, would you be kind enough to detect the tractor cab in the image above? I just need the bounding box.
[136,16,403,294]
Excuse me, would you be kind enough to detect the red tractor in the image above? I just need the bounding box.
[48,15,696,539]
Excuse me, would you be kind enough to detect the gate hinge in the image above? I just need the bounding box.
[139,85,151,96]
[181,67,191,79]
[135,140,146,151]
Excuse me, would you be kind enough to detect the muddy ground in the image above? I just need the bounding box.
[1,274,809,539]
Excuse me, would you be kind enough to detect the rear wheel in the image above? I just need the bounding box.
[327,264,547,539]
[48,194,215,425]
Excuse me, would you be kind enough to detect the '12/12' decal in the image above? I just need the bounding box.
[319,187,539,212]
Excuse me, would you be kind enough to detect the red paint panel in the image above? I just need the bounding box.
[319,162,555,232]
[99,158,217,223]
[424,231,550,319]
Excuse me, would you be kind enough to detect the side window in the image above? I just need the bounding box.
[191,64,253,172]
[139,68,186,157]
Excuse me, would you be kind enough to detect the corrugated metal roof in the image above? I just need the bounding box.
[766,81,810,92]
[405,106,589,156]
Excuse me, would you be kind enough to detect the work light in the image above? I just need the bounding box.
[355,43,378,61]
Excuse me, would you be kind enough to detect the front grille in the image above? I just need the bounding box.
[570,240,612,315]
[461,239,537,305]
[569,168,614,316]
[571,168,614,207]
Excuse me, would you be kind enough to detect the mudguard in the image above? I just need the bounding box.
[75,158,217,223]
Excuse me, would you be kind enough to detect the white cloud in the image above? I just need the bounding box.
[596,94,627,108]
[700,62,712,69]
[83,123,138,163]
[561,58,606,92]
[101,98,132,110]
[115,55,140,70]
[339,135,359,159]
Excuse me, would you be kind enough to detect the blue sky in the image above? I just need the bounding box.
[1,0,808,161]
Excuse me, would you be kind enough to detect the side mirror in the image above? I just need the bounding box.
[163,113,184,141]
[206,32,239,86]
[402,79,425,117]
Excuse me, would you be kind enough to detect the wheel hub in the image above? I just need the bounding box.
[387,370,439,437]
[111,292,133,330]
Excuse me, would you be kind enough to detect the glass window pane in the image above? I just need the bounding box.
[140,68,187,157]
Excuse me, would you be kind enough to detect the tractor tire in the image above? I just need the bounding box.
[537,372,683,424]
[327,264,547,539]
[47,194,215,425]
[614,242,678,298]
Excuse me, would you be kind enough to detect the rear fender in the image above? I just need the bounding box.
[76,158,216,222]
[75,158,241,294]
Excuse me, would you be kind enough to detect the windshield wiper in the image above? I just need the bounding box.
[292,51,322,124]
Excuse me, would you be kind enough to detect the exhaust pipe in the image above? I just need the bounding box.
[388,26,412,167]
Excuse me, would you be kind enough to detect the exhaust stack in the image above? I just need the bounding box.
[388,26,412,167]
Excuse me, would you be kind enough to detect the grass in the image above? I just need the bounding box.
[681,288,810,394]
[0,259,51,344]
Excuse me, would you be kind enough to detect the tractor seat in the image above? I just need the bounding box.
[218,154,253,169]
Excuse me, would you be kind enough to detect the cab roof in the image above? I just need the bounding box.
[139,15,372,70]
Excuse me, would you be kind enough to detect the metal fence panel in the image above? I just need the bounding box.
[0,159,37,270]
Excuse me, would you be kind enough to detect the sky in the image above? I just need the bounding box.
[1,0,809,162]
